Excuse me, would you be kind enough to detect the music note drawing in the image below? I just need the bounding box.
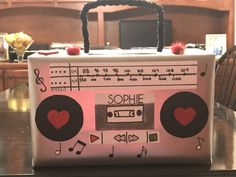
[200,64,208,77]
[196,137,205,150]
[68,139,87,155]
[34,68,47,92]
[108,145,115,158]
[137,146,147,158]
[55,142,62,155]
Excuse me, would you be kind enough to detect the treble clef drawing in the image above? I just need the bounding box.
[34,69,47,92]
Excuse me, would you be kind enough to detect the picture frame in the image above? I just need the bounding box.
[0,34,8,60]
[205,34,227,56]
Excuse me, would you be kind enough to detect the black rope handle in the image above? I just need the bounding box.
[80,0,165,53]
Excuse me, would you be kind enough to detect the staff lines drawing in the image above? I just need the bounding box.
[50,73,197,78]
[49,62,198,91]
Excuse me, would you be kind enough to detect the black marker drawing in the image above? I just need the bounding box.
[35,95,84,155]
[200,64,208,77]
[96,103,154,131]
[34,68,47,92]
[55,142,62,155]
[160,92,208,138]
[128,134,139,142]
[114,134,127,143]
[108,145,115,158]
[137,146,147,158]
[50,62,197,91]
[68,139,87,155]
[196,137,205,150]
[36,95,83,141]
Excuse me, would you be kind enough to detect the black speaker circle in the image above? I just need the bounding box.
[35,95,83,141]
[160,92,208,138]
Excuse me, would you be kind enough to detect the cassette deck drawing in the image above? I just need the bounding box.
[29,49,215,166]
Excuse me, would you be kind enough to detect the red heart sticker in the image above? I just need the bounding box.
[47,110,69,129]
[174,107,196,126]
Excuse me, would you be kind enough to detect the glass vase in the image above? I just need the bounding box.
[9,41,33,63]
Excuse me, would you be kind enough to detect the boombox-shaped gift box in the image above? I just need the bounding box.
[28,0,215,167]
[28,48,215,166]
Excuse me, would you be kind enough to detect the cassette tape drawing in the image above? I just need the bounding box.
[29,53,215,166]
[95,94,154,130]
[107,105,144,123]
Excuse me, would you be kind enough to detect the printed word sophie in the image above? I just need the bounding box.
[107,94,144,105]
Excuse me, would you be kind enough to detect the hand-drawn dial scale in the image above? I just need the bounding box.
[49,61,198,91]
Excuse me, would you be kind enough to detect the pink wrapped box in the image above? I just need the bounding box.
[28,48,215,166]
